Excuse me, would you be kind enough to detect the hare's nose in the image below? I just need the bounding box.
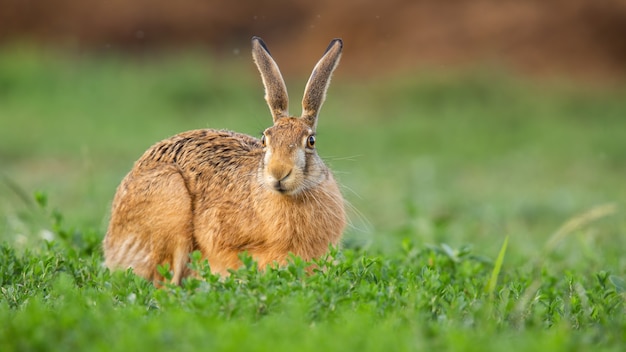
[270,167,292,183]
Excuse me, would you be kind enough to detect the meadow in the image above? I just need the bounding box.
[1,47,625,351]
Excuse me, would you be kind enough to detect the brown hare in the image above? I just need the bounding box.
[103,37,346,285]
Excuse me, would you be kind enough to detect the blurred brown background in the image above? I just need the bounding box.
[2,0,626,80]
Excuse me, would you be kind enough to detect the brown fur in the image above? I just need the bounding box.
[103,37,346,284]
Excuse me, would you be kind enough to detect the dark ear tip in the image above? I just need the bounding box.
[252,36,271,54]
[324,38,343,54]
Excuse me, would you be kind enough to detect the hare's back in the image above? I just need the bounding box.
[136,129,263,170]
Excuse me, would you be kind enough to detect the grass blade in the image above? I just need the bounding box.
[544,203,617,254]
[485,235,509,295]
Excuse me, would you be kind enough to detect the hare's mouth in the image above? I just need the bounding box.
[272,180,293,195]
[269,179,305,196]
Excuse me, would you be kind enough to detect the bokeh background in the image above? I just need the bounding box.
[3,0,626,79]
[1,0,625,261]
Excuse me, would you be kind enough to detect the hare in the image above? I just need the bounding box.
[103,36,346,284]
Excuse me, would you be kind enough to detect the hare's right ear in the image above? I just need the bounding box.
[301,39,343,130]
[252,36,289,121]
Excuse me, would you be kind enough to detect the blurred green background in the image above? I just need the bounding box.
[1,0,625,268]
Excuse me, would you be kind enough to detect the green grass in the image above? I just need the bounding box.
[1,47,626,351]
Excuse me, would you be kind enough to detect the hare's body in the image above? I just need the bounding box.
[104,37,346,284]
[105,129,345,282]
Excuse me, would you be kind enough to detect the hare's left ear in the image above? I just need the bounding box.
[252,36,289,122]
[301,39,343,130]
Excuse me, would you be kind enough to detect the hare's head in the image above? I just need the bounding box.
[252,37,342,195]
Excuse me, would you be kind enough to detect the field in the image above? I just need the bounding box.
[1,48,625,351]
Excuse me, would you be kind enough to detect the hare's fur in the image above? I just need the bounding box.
[103,37,346,284]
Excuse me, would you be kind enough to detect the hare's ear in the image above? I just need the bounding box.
[301,38,343,130]
[252,36,289,122]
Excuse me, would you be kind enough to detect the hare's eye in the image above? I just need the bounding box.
[306,135,316,149]
[261,135,267,147]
